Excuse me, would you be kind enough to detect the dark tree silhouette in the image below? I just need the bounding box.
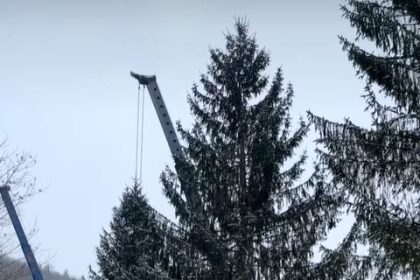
[309,0,420,279]
[161,20,343,280]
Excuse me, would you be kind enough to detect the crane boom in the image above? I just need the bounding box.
[130,72,182,159]
[0,186,44,280]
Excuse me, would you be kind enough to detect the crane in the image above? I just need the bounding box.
[129,72,224,276]
[130,72,183,160]
[129,71,207,273]
[0,185,44,280]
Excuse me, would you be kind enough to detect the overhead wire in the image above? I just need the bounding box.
[135,85,140,182]
[135,85,146,184]
[139,85,146,183]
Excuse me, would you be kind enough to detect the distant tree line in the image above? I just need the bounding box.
[0,256,81,280]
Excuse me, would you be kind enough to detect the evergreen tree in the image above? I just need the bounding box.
[161,20,343,280]
[90,184,190,280]
[308,0,420,278]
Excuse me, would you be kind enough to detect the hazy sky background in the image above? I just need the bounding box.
[1,0,371,278]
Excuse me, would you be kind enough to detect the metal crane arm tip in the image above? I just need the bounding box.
[130,71,156,85]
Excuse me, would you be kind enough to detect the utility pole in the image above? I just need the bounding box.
[0,185,44,280]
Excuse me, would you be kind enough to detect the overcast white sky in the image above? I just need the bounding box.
[1,0,372,278]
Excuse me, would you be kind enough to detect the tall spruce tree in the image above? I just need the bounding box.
[160,20,343,280]
[308,0,420,279]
